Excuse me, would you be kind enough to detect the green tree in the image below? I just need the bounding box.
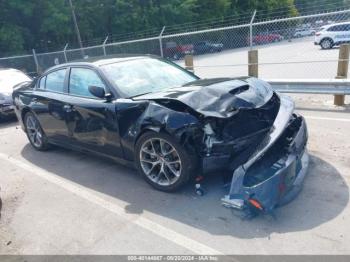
[2,0,331,56]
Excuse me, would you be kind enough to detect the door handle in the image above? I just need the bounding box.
[63,104,73,112]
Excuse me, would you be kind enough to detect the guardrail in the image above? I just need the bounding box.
[267,79,350,95]
[184,44,350,105]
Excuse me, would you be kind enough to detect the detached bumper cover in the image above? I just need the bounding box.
[222,95,309,214]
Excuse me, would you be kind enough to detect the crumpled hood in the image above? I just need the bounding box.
[132,77,273,118]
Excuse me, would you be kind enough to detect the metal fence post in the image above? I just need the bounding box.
[63,43,69,62]
[185,55,194,72]
[102,36,109,56]
[159,26,166,57]
[32,49,40,73]
[249,10,257,50]
[334,44,350,106]
[248,49,258,77]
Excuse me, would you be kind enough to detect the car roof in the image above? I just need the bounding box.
[0,68,30,78]
[0,68,24,74]
[322,21,350,29]
[44,54,155,73]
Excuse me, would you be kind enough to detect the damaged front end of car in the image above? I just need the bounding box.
[220,101,308,218]
[132,77,308,216]
[192,79,309,218]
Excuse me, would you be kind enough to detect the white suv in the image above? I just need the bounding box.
[314,22,350,49]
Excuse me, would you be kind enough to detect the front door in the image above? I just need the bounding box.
[64,67,123,158]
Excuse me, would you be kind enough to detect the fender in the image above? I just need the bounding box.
[118,100,202,161]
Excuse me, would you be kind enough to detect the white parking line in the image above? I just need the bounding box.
[0,153,223,255]
[304,116,350,122]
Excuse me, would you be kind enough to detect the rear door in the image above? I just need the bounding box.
[32,68,71,144]
[64,66,123,157]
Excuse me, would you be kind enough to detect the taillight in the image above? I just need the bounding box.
[315,32,321,36]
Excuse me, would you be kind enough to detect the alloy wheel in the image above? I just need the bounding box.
[321,39,331,49]
[26,115,43,148]
[139,138,182,186]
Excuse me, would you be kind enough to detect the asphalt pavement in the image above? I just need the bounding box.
[0,93,349,255]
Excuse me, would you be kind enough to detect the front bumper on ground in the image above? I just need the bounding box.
[221,96,309,216]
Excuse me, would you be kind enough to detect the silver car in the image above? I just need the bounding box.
[0,68,31,120]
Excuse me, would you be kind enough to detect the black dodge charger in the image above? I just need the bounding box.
[13,55,309,216]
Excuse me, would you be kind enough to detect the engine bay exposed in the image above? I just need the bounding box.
[199,92,281,172]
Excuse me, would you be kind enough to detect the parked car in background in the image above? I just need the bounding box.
[314,22,350,49]
[0,68,31,120]
[12,55,308,216]
[193,41,223,54]
[293,28,316,38]
[163,41,194,60]
[251,33,284,45]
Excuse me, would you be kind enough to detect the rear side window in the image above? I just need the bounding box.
[45,69,67,93]
[69,68,106,98]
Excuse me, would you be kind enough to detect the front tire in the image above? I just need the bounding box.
[24,112,49,151]
[135,132,196,192]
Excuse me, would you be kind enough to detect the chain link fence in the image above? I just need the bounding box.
[1,8,350,79]
[0,54,37,76]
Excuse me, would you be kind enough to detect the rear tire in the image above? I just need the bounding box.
[135,131,196,192]
[320,38,333,49]
[24,112,49,151]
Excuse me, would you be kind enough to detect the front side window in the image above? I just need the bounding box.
[69,68,106,98]
[101,58,197,98]
[45,69,67,93]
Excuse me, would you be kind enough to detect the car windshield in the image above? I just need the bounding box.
[100,58,198,98]
[0,70,31,92]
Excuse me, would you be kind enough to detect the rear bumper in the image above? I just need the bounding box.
[221,99,308,215]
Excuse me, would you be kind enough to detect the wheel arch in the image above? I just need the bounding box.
[134,125,173,147]
[134,126,199,192]
[21,107,32,129]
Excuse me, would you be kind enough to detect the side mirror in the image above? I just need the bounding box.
[88,85,105,99]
